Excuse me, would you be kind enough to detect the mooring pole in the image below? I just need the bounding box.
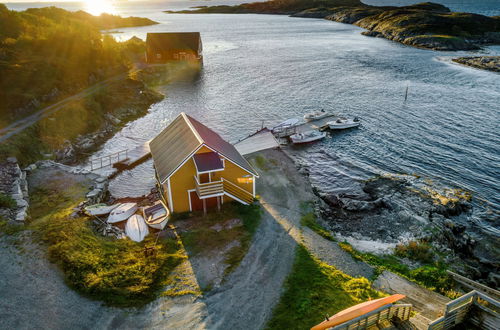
[404,83,409,102]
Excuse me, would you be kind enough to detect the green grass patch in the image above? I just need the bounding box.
[174,202,262,276]
[299,202,334,241]
[0,217,25,235]
[253,154,270,171]
[0,192,16,209]
[266,245,384,330]
[300,212,334,241]
[29,181,184,307]
[338,242,460,298]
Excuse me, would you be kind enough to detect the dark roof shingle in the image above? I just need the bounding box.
[146,32,201,52]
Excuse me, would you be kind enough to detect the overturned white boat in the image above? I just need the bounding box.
[304,109,329,122]
[290,130,326,144]
[84,203,119,217]
[328,117,360,130]
[107,203,138,224]
[143,200,170,230]
[272,118,300,134]
[125,214,149,242]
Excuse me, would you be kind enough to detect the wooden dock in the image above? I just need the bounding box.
[113,141,152,170]
[272,115,338,138]
[88,140,152,176]
[234,128,280,156]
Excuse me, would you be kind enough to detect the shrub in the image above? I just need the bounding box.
[395,240,434,263]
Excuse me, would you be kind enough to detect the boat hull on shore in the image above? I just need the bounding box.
[108,203,138,224]
[125,214,149,242]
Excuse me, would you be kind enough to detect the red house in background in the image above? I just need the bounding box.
[146,32,203,64]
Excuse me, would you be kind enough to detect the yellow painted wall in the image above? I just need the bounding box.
[161,145,255,213]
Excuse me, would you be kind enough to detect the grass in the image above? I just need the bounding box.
[299,201,334,241]
[254,155,269,171]
[174,202,262,277]
[28,180,185,307]
[338,242,460,298]
[300,212,334,241]
[0,217,25,236]
[0,192,16,209]
[266,245,384,330]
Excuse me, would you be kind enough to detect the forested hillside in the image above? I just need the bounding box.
[0,5,157,122]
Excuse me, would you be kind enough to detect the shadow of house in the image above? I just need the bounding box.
[146,32,203,64]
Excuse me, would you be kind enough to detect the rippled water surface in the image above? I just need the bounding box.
[9,2,500,237]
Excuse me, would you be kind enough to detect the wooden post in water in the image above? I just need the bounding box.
[404,83,409,103]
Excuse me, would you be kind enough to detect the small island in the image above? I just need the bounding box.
[168,0,500,51]
[452,56,500,72]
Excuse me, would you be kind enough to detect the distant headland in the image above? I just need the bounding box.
[167,1,500,52]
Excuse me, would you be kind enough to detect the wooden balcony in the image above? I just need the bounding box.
[194,176,224,198]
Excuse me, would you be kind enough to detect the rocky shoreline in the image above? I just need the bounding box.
[286,150,498,288]
[175,1,500,51]
[452,56,500,72]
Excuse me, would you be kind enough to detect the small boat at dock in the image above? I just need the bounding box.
[143,201,170,230]
[125,214,149,242]
[328,117,360,130]
[290,130,326,144]
[107,203,138,224]
[84,203,119,217]
[304,109,329,122]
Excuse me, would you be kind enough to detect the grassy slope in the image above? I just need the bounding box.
[25,175,184,307]
[338,242,460,298]
[266,245,384,329]
[0,5,165,165]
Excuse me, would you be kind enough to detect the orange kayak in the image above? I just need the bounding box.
[311,294,406,330]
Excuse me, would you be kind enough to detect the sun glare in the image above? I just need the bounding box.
[84,0,117,16]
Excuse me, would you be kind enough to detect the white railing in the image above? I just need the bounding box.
[194,175,223,198]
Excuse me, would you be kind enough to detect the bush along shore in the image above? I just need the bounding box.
[171,1,500,51]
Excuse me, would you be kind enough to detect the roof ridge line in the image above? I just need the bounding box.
[182,112,204,145]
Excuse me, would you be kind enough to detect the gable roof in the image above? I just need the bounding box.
[149,113,258,184]
[146,32,201,52]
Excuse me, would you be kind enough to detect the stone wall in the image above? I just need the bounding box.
[0,157,29,222]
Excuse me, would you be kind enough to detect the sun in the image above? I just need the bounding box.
[84,0,117,16]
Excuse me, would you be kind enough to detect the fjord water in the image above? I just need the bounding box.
[9,2,500,238]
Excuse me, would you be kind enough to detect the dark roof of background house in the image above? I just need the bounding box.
[146,32,201,52]
[193,152,224,172]
[149,113,258,183]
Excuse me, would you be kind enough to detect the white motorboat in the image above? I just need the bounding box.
[272,118,300,134]
[107,202,138,224]
[143,200,170,230]
[328,117,360,130]
[304,109,329,122]
[84,203,119,217]
[125,214,149,242]
[290,130,326,144]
